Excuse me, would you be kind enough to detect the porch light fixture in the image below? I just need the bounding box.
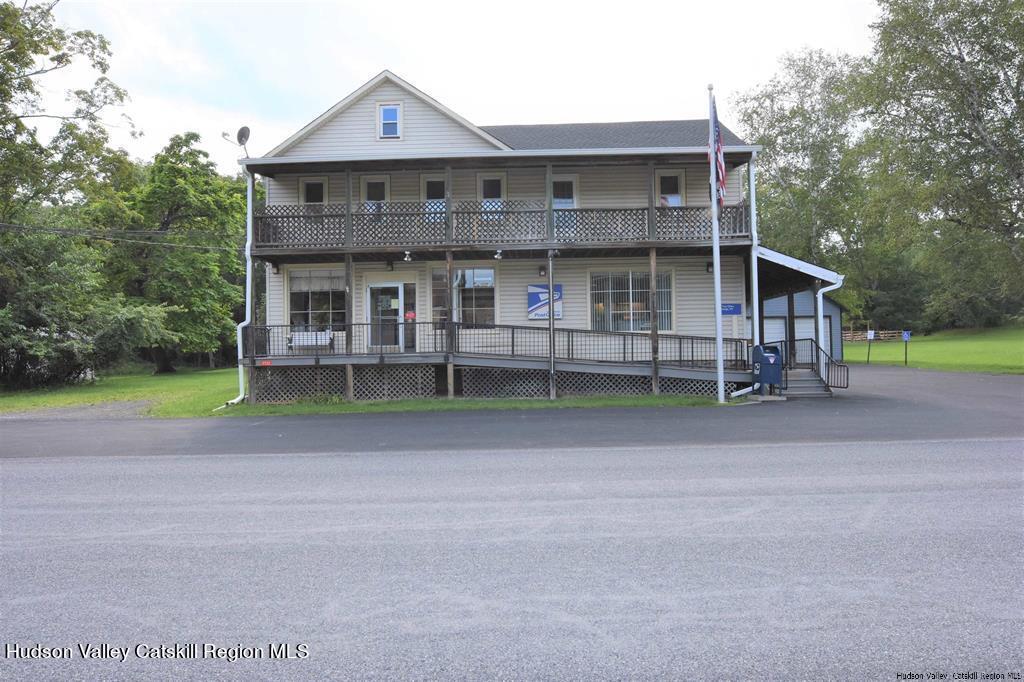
[494,250,502,260]
[386,260,394,271]
[706,262,714,273]
[403,251,412,262]
[270,263,279,274]
[539,265,547,277]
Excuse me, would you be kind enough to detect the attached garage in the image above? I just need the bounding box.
[755,290,844,361]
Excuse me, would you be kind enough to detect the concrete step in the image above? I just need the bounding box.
[785,388,832,398]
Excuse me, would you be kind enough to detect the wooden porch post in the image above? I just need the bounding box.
[787,291,797,366]
[444,165,453,243]
[545,162,554,242]
[446,250,455,399]
[345,170,353,247]
[649,246,660,394]
[344,252,354,401]
[647,162,657,240]
[547,249,557,400]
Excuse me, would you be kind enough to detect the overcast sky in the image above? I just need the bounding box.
[50,0,881,174]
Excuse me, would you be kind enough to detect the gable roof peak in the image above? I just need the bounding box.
[266,70,510,157]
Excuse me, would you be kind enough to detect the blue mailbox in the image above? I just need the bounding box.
[752,344,783,395]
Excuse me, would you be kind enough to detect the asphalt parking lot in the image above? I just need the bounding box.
[1,365,1021,679]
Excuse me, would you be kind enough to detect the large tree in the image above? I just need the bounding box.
[735,1,1024,330]
[0,0,128,222]
[0,2,178,387]
[101,133,245,372]
[867,0,1024,257]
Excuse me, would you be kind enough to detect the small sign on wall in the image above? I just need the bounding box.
[721,303,742,315]
[528,284,563,320]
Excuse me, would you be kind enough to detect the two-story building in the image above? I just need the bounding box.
[235,71,846,403]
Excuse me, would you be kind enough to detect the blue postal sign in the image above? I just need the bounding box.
[528,284,563,320]
[902,330,912,342]
[721,303,742,316]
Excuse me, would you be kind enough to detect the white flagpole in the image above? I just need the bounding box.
[708,84,726,403]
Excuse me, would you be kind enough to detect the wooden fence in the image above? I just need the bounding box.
[842,330,904,342]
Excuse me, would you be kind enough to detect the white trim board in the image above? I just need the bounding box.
[758,247,842,285]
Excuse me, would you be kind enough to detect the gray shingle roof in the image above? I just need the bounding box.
[479,120,747,150]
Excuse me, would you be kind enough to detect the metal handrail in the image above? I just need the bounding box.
[244,322,749,370]
[784,337,849,389]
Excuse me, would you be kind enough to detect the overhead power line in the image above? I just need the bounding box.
[0,223,242,252]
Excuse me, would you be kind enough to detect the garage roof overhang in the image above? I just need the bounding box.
[757,247,844,300]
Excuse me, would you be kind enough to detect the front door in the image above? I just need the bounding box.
[369,284,402,348]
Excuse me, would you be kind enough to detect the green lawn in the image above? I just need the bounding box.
[0,368,718,418]
[844,326,1024,374]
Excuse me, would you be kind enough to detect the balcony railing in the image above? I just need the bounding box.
[253,201,750,250]
[244,322,749,370]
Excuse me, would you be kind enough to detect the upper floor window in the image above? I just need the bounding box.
[656,170,684,207]
[300,177,326,205]
[477,172,506,213]
[378,103,401,139]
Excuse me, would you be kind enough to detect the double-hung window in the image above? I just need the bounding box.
[421,174,446,223]
[378,103,401,139]
[432,267,496,327]
[477,173,506,215]
[300,177,327,206]
[289,269,347,331]
[656,170,684,207]
[590,271,672,332]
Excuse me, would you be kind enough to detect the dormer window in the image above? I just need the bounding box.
[378,103,401,139]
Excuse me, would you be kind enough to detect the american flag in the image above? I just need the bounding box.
[709,96,727,208]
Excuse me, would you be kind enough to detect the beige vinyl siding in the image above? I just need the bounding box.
[266,264,286,325]
[279,82,500,159]
[267,164,743,207]
[494,255,746,336]
[264,256,747,341]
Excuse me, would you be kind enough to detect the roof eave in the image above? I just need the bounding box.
[240,144,763,167]
[758,247,843,285]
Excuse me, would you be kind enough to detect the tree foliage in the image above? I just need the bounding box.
[735,1,1024,330]
[0,3,244,386]
[98,133,245,372]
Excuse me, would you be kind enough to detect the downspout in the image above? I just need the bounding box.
[221,169,254,408]
[816,275,845,375]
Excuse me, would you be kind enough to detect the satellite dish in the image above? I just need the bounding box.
[236,126,250,146]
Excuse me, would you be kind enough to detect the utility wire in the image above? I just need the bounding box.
[0,223,242,252]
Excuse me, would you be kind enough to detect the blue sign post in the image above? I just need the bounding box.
[902,330,911,366]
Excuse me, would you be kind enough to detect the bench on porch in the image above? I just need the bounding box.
[288,330,334,352]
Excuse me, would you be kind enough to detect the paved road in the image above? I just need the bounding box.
[1,365,1022,458]
[1,366,1022,679]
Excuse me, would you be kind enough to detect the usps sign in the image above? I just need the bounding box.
[527,284,563,320]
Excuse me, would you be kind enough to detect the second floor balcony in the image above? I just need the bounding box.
[252,200,751,252]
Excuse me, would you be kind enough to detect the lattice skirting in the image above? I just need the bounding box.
[251,366,347,403]
[461,367,743,399]
[352,365,435,401]
[462,368,549,398]
[251,365,436,403]
[660,376,740,398]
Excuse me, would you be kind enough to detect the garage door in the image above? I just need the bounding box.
[764,318,787,345]
[796,317,833,355]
